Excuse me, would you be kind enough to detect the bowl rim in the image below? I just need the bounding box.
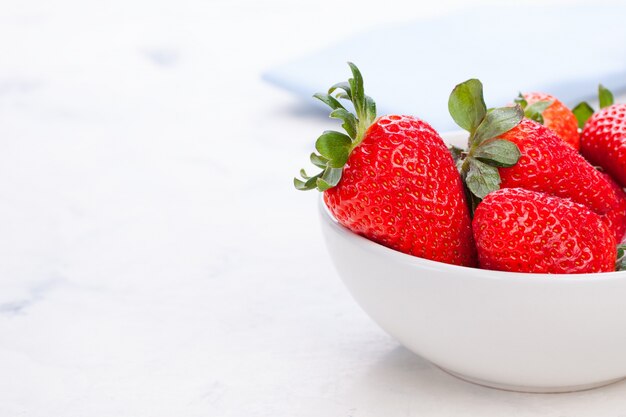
[319,195,626,282]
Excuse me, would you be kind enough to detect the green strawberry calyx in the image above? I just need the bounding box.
[572,84,615,129]
[294,62,376,192]
[514,93,553,124]
[616,243,626,271]
[448,79,524,207]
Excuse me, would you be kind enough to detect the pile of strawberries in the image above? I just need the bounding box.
[295,63,626,274]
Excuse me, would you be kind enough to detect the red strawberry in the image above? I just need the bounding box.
[473,188,616,274]
[447,79,618,215]
[498,119,618,214]
[579,94,626,187]
[515,92,580,149]
[295,63,476,267]
[601,173,626,243]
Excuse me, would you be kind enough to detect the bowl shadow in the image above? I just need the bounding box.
[346,344,626,415]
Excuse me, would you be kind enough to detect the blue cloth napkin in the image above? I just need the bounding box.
[263,4,626,131]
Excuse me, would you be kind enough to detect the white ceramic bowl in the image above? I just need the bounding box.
[319,131,626,393]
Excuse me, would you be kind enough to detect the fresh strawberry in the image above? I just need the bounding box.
[448,80,618,215]
[499,119,618,214]
[601,173,626,243]
[577,85,626,187]
[514,92,579,149]
[473,188,616,274]
[295,63,476,267]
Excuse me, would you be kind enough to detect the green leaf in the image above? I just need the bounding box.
[313,93,346,111]
[473,105,524,145]
[525,100,552,117]
[514,92,527,109]
[310,153,328,169]
[294,63,375,192]
[330,108,358,139]
[523,100,552,124]
[527,112,544,124]
[317,167,343,191]
[322,166,342,185]
[465,158,501,199]
[328,63,375,146]
[448,79,487,132]
[599,84,614,109]
[572,102,594,129]
[347,62,365,116]
[294,161,340,192]
[328,82,352,100]
[474,139,521,168]
[316,178,331,192]
[293,177,308,190]
[294,173,321,191]
[364,95,377,125]
[616,244,626,271]
[315,131,352,168]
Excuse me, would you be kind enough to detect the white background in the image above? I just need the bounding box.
[1,0,626,416]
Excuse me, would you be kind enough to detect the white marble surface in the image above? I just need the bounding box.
[2,0,626,416]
